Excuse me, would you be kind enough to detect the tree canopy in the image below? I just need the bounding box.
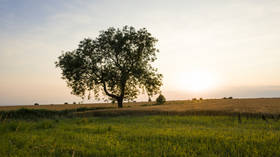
[55,26,163,107]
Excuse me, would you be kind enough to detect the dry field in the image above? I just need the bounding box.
[1,98,280,115]
[143,98,280,114]
[0,101,147,111]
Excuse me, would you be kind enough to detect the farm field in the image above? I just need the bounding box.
[1,98,280,156]
[1,115,280,156]
[1,98,280,115]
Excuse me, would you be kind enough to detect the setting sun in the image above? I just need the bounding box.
[178,70,218,92]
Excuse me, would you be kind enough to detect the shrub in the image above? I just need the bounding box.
[64,102,68,105]
[199,98,203,100]
[34,103,39,106]
[156,94,166,104]
[192,98,197,101]
[73,102,76,104]
[223,97,233,99]
[148,97,152,102]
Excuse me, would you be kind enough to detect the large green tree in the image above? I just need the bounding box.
[55,26,163,108]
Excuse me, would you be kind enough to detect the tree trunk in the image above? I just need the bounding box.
[118,79,126,108]
[117,97,123,108]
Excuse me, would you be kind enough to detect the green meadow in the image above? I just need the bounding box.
[1,115,280,157]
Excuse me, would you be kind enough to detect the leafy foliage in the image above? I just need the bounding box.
[56,26,163,107]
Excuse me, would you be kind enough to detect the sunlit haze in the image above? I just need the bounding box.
[1,0,280,105]
[178,70,219,92]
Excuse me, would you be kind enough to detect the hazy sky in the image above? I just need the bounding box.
[1,0,280,105]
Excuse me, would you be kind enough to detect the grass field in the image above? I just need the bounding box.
[1,115,280,156]
[1,98,280,156]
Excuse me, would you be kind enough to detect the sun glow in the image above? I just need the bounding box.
[178,70,219,92]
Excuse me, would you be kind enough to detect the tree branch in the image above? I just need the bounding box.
[102,79,119,99]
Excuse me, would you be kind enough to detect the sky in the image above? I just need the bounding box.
[0,0,280,105]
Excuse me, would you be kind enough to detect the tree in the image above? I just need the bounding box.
[55,26,163,108]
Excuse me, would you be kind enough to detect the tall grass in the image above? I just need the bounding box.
[0,115,280,156]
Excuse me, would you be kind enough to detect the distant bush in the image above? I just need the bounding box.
[199,98,203,100]
[64,102,68,105]
[73,102,76,104]
[156,94,166,104]
[223,97,233,99]
[34,103,39,106]
[192,98,197,101]
[148,97,152,102]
